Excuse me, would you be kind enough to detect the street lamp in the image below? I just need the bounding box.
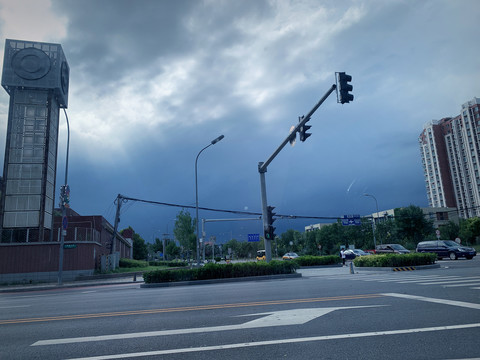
[58,109,70,285]
[195,135,224,266]
[364,193,379,249]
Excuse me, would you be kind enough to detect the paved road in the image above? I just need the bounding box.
[1,258,479,359]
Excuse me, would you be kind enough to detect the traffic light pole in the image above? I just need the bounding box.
[258,84,337,262]
[258,164,271,261]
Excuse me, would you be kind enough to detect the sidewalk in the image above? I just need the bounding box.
[0,274,144,293]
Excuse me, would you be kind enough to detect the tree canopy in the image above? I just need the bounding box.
[173,210,196,254]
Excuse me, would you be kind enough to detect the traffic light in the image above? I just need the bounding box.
[337,72,354,104]
[265,226,276,240]
[265,206,276,240]
[298,116,312,142]
[299,123,312,142]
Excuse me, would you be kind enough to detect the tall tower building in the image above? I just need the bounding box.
[419,118,456,208]
[419,97,480,219]
[0,39,69,242]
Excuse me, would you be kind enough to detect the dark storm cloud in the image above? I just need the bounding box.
[1,0,479,243]
[53,0,274,89]
[53,0,198,86]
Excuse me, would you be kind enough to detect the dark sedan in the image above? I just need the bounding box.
[416,240,476,260]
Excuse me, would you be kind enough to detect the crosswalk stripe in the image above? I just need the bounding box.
[418,277,480,285]
[442,282,480,288]
[319,274,480,289]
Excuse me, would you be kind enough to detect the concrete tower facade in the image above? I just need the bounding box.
[0,39,69,242]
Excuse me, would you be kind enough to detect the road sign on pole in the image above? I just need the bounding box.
[342,214,361,226]
[248,234,260,242]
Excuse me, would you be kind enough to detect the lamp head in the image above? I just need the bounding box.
[211,134,225,145]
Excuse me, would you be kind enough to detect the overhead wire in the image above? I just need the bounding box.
[114,194,480,223]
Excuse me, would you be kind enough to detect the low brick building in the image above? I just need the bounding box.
[0,208,132,284]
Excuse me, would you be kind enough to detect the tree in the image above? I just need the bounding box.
[303,230,320,255]
[165,240,180,259]
[223,239,240,259]
[151,238,163,253]
[394,205,434,246]
[173,210,196,254]
[438,221,460,240]
[121,227,148,260]
[459,218,480,245]
[316,222,343,255]
[375,218,396,247]
[277,229,303,255]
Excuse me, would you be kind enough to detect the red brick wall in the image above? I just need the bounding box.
[0,242,101,274]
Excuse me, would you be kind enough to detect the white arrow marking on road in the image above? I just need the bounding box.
[383,293,480,309]
[32,305,383,346]
[64,323,480,360]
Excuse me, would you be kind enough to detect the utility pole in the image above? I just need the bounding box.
[110,194,126,270]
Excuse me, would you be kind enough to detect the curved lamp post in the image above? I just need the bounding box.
[364,193,379,249]
[195,135,224,265]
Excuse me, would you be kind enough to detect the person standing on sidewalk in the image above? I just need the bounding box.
[340,248,346,266]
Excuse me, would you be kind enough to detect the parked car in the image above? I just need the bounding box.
[416,240,476,260]
[375,244,410,254]
[351,249,370,257]
[343,249,368,259]
[282,252,299,260]
[342,249,356,260]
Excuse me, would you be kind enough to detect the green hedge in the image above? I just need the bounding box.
[353,253,437,267]
[119,258,148,268]
[148,260,188,268]
[143,260,298,283]
[294,255,341,266]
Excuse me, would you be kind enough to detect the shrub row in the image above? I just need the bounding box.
[148,260,188,268]
[119,258,149,268]
[353,253,437,267]
[143,260,298,283]
[294,255,341,266]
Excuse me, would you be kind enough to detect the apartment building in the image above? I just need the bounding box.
[419,97,480,218]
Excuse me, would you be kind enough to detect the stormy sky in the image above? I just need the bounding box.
[0,0,479,243]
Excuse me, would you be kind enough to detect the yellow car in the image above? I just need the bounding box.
[282,252,299,260]
[256,250,266,261]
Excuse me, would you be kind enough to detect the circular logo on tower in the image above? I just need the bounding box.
[11,47,51,80]
[60,60,69,94]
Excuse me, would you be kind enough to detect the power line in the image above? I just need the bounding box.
[118,195,341,221]
[117,194,479,223]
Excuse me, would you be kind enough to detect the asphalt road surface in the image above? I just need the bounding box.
[1,257,479,359]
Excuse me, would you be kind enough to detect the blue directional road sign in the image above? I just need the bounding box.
[248,233,260,242]
[342,214,361,226]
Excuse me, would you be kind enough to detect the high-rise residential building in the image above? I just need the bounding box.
[419,97,480,219]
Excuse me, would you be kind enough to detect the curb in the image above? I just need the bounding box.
[141,273,302,288]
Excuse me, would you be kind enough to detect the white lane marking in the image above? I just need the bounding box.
[0,305,30,309]
[383,293,480,310]
[32,305,382,346]
[64,323,480,360]
[396,276,463,283]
